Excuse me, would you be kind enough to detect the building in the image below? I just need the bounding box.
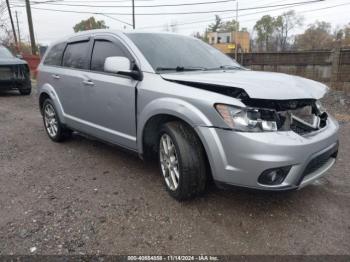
[207,31,250,54]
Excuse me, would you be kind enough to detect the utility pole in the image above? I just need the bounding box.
[234,0,238,60]
[132,0,135,29]
[5,0,18,47]
[25,0,37,55]
[15,11,21,50]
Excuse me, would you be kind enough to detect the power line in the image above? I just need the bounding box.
[139,1,350,31]
[12,0,325,16]
[239,2,350,23]
[138,2,318,29]
[20,0,237,8]
[102,14,133,27]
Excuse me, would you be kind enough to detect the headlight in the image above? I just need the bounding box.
[215,104,278,132]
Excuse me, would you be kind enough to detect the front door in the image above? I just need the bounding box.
[80,36,138,149]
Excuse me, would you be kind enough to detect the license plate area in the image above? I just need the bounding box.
[0,67,13,80]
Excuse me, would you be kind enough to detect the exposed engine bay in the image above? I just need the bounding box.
[168,80,328,135]
[242,98,328,135]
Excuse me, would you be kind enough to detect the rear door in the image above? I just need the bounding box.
[80,35,138,149]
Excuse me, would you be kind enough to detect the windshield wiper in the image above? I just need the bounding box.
[156,66,206,72]
[206,65,242,71]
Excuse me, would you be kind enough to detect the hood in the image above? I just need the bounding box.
[161,70,328,100]
[0,58,27,66]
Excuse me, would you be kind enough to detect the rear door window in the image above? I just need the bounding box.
[43,43,65,66]
[62,41,90,70]
[90,39,130,72]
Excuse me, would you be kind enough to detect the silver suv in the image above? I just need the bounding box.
[37,30,339,200]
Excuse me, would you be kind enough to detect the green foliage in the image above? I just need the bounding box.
[220,20,239,32]
[253,11,303,51]
[207,15,223,32]
[254,15,275,51]
[207,15,239,33]
[73,17,108,33]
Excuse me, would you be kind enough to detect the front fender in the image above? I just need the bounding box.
[137,97,213,153]
[39,83,66,124]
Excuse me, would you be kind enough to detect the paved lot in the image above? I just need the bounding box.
[0,85,349,255]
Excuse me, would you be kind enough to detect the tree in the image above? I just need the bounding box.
[208,15,223,32]
[192,30,209,42]
[274,10,303,51]
[207,15,239,33]
[254,15,275,51]
[73,16,108,32]
[219,19,239,32]
[294,21,334,50]
[335,23,350,47]
[343,24,350,47]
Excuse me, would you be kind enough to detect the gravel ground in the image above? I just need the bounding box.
[0,85,349,255]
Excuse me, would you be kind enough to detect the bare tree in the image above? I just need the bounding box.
[274,10,304,51]
[294,21,334,50]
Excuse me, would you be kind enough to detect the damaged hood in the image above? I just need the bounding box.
[161,70,328,100]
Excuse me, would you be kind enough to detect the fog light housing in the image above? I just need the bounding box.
[258,166,292,185]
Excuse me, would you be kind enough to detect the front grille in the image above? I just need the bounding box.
[290,123,313,136]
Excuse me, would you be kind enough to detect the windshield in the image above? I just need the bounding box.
[0,46,14,58]
[126,33,241,72]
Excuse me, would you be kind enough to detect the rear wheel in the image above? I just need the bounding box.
[42,98,71,142]
[159,121,207,201]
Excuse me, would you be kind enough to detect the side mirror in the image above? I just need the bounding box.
[104,56,142,81]
[16,54,23,59]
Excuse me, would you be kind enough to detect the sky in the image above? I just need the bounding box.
[5,0,350,45]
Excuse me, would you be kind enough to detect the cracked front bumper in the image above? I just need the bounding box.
[196,115,339,191]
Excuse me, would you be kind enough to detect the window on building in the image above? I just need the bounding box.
[226,36,230,43]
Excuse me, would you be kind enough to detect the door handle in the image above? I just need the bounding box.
[82,80,95,86]
[52,74,60,79]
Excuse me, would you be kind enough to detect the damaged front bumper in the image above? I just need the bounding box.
[195,115,339,191]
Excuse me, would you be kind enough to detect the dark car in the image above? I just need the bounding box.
[0,45,31,95]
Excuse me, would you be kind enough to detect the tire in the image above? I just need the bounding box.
[158,121,207,201]
[42,98,71,142]
[19,80,32,95]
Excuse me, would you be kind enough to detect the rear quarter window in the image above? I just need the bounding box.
[43,43,66,66]
[62,41,90,70]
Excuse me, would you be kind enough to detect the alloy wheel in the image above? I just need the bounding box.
[44,103,58,138]
[159,134,180,191]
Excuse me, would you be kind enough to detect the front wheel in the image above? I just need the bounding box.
[159,121,207,201]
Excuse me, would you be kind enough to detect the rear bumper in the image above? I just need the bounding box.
[196,115,339,191]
